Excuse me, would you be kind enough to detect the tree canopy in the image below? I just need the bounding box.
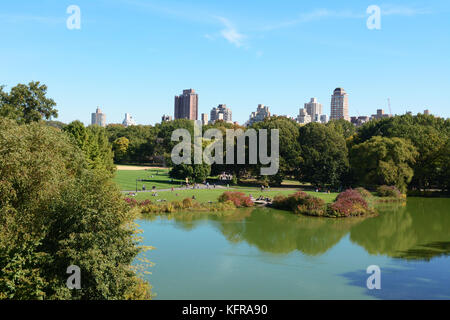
[0,118,150,299]
[0,82,58,124]
[298,122,349,188]
[350,136,417,192]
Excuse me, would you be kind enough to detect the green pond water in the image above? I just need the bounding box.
[136,197,450,300]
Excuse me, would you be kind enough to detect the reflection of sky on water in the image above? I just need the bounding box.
[341,256,450,300]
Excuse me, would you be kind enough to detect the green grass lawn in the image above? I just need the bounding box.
[114,168,338,204]
[128,187,338,204]
[113,168,183,191]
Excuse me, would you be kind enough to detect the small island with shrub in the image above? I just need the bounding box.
[272,188,376,218]
[271,186,406,218]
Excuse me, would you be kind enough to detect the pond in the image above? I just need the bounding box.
[136,197,450,300]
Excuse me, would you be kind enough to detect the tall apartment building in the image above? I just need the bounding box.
[330,88,350,121]
[201,113,208,125]
[91,107,106,127]
[210,104,232,123]
[247,104,271,126]
[297,108,312,124]
[174,89,198,120]
[305,98,323,118]
[319,114,329,124]
[122,113,136,127]
[303,97,328,124]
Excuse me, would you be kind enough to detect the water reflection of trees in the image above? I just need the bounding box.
[141,198,450,260]
[350,198,450,260]
[217,208,365,256]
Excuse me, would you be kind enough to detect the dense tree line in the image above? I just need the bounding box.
[102,113,449,192]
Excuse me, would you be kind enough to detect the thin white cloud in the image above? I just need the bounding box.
[259,5,431,31]
[0,13,64,25]
[118,1,248,48]
[381,5,432,16]
[260,9,363,31]
[216,17,246,48]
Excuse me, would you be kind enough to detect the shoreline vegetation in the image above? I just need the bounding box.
[125,187,406,218]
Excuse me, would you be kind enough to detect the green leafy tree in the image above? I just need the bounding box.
[0,118,150,299]
[87,125,115,176]
[252,117,302,186]
[327,119,356,139]
[64,121,115,176]
[354,114,450,190]
[45,120,67,130]
[350,136,417,192]
[298,122,349,188]
[169,163,211,183]
[436,140,450,192]
[106,124,158,164]
[64,120,90,153]
[0,82,57,123]
[113,137,130,162]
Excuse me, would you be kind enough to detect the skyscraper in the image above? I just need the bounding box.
[247,104,270,126]
[91,107,106,127]
[210,104,232,123]
[122,113,136,127]
[305,98,323,118]
[201,113,208,125]
[330,88,349,121]
[174,89,198,120]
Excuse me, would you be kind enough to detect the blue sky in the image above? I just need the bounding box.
[1,0,449,125]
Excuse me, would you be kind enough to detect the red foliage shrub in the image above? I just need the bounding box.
[218,192,254,207]
[328,189,370,217]
[124,197,138,207]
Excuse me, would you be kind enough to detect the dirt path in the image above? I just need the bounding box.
[116,165,168,171]
[122,184,228,193]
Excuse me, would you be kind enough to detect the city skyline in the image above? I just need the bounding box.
[87,86,439,127]
[2,1,449,125]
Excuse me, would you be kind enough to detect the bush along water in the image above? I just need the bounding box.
[326,189,375,217]
[375,185,406,202]
[272,192,327,216]
[272,189,376,218]
[124,192,253,215]
[218,192,254,207]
